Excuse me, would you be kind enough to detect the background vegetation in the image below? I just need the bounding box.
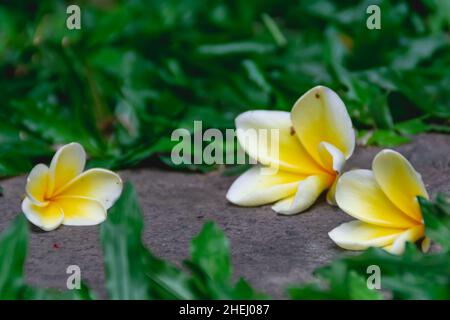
[1,0,449,176]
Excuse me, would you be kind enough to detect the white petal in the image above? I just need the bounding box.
[48,143,86,196]
[336,170,418,228]
[226,166,305,206]
[25,164,50,206]
[56,196,107,226]
[326,177,338,205]
[291,86,355,171]
[271,175,333,215]
[54,169,123,209]
[235,110,326,175]
[22,198,64,231]
[329,220,405,251]
[373,149,429,222]
[318,142,345,174]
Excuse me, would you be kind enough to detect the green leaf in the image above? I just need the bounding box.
[315,245,450,300]
[368,130,411,147]
[231,278,268,299]
[242,59,271,92]
[419,194,450,250]
[197,41,276,56]
[261,13,287,47]
[392,35,449,70]
[190,222,232,284]
[101,183,265,300]
[101,183,196,299]
[22,283,95,300]
[0,215,28,299]
[289,262,382,300]
[291,191,450,301]
[184,221,268,299]
[395,118,430,135]
[0,120,53,176]
[428,124,450,134]
[143,254,196,300]
[101,183,153,299]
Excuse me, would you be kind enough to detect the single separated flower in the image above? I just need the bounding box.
[226,86,355,215]
[329,149,429,255]
[22,143,123,231]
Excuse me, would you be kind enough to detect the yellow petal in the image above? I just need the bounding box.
[383,225,425,255]
[291,86,355,170]
[226,166,306,206]
[55,196,106,226]
[271,174,333,215]
[329,220,406,251]
[22,198,63,231]
[25,164,50,206]
[54,169,123,209]
[47,143,86,196]
[336,170,418,228]
[373,149,428,222]
[235,110,326,175]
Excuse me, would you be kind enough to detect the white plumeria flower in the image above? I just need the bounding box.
[22,143,123,231]
[329,149,429,255]
[226,86,355,215]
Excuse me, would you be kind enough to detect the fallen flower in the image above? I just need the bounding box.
[22,143,123,231]
[226,86,355,214]
[329,149,429,255]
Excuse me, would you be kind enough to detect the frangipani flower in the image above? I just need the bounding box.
[329,149,429,255]
[226,86,355,215]
[22,143,123,231]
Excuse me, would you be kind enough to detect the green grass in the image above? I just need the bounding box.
[0,0,449,176]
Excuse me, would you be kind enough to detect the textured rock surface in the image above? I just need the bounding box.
[0,134,449,299]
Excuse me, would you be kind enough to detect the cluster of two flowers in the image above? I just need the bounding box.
[22,86,428,255]
[227,86,429,255]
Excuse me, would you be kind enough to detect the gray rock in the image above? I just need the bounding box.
[0,134,448,299]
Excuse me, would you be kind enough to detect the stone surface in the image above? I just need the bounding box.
[0,134,449,299]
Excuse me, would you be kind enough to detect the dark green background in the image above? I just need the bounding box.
[1,0,449,176]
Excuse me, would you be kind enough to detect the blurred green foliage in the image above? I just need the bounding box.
[0,0,449,176]
[289,193,450,300]
[101,183,267,299]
